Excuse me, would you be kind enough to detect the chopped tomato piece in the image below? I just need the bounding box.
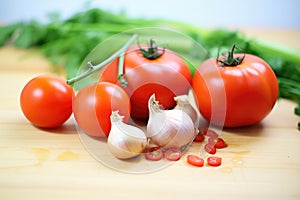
[203,129,218,139]
[164,147,181,161]
[204,143,216,154]
[208,137,228,149]
[187,155,204,167]
[145,147,163,161]
[194,133,205,142]
[215,138,228,149]
[207,156,222,166]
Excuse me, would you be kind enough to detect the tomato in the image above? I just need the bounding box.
[20,74,73,128]
[145,146,163,161]
[193,132,205,142]
[208,137,228,149]
[204,143,216,154]
[203,128,218,139]
[73,82,130,137]
[164,147,181,161]
[100,44,192,121]
[192,47,278,127]
[207,156,222,167]
[187,155,204,167]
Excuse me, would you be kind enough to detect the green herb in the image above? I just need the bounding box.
[295,103,300,130]
[1,8,300,128]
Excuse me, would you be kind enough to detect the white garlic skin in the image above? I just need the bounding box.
[107,111,147,159]
[174,95,200,128]
[146,94,196,148]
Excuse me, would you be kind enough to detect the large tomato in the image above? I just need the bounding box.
[20,74,74,128]
[73,81,130,137]
[192,50,278,127]
[100,44,192,121]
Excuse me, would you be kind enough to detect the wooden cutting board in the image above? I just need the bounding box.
[0,29,299,200]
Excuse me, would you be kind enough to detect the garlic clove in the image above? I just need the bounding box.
[107,111,147,159]
[147,94,196,149]
[174,94,200,129]
[146,94,166,138]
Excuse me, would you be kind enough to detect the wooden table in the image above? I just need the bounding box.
[0,29,299,200]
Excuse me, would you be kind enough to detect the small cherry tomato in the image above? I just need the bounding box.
[73,82,130,137]
[20,74,74,128]
[204,143,216,154]
[145,146,163,161]
[164,147,181,161]
[209,137,228,149]
[207,156,222,167]
[193,133,205,142]
[187,155,204,167]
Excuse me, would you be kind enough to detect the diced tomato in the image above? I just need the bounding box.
[187,155,204,167]
[204,143,216,154]
[145,146,163,161]
[207,156,222,166]
[164,147,181,161]
[203,129,218,139]
[194,133,205,142]
[210,138,228,149]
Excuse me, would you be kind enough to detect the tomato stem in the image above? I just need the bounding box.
[117,52,128,87]
[138,38,165,60]
[66,34,138,85]
[217,44,245,67]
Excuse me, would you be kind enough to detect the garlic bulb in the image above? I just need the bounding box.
[146,94,196,148]
[107,111,147,159]
[174,95,200,128]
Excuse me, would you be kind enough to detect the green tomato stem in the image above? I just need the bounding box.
[138,38,165,60]
[216,44,245,66]
[117,52,128,87]
[66,34,138,85]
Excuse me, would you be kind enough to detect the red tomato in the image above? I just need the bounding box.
[20,74,73,128]
[192,51,278,127]
[187,155,204,167]
[204,143,216,154]
[100,45,192,121]
[145,146,163,161]
[73,82,130,137]
[207,156,222,167]
[193,133,205,142]
[203,128,218,139]
[209,137,228,149]
[164,147,181,161]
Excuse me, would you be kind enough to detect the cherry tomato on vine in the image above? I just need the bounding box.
[187,155,204,167]
[20,74,74,128]
[73,82,130,137]
[100,42,192,122]
[192,45,278,127]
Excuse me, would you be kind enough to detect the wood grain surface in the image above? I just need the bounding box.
[0,29,299,200]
